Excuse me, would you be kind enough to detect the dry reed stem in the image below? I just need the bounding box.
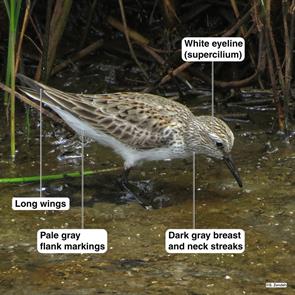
[46,0,72,79]
[79,0,98,49]
[265,3,284,91]
[117,0,149,81]
[15,1,30,75]
[161,0,180,27]
[282,0,295,130]
[159,62,192,85]
[0,82,64,125]
[107,16,149,45]
[51,39,104,74]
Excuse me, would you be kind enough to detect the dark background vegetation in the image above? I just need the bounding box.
[0,0,294,159]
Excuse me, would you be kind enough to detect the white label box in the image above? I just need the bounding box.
[12,197,70,210]
[166,229,245,253]
[265,282,287,288]
[182,37,245,62]
[37,229,107,254]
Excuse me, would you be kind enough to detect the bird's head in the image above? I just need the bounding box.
[186,116,243,187]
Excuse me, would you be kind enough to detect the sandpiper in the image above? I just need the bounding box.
[18,74,242,205]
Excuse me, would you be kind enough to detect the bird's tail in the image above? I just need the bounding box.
[17,73,49,101]
[17,74,76,111]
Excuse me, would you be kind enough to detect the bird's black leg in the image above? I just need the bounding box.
[121,167,131,188]
[119,167,152,210]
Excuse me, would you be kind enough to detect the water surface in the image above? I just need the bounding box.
[0,70,294,294]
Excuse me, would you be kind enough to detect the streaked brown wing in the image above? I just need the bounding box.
[40,89,190,149]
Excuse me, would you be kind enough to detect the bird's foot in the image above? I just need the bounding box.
[119,179,153,210]
[118,177,170,209]
[151,195,171,209]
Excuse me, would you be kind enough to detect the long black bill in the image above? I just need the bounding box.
[223,154,243,187]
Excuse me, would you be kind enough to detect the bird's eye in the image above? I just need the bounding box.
[216,141,223,148]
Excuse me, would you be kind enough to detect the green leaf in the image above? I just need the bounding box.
[15,0,23,29]
[3,0,10,19]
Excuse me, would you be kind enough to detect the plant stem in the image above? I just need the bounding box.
[9,0,16,160]
[0,167,121,184]
[46,0,72,80]
[15,0,30,75]
[118,0,149,81]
